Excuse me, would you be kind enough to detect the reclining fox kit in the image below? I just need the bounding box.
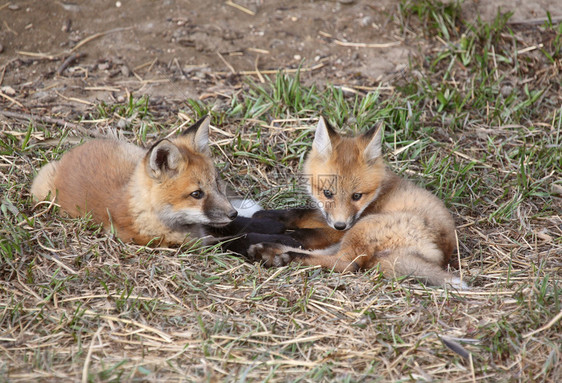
[31,116,288,248]
[250,117,467,289]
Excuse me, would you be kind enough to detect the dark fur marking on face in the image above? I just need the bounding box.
[203,193,220,220]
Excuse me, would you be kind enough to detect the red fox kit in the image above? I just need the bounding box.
[31,116,240,246]
[250,117,467,289]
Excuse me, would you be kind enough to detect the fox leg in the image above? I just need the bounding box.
[220,233,302,258]
[248,242,467,289]
[207,216,288,236]
[286,228,343,249]
[253,208,344,248]
[248,242,362,272]
[252,208,326,229]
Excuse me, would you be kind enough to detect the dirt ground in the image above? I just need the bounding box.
[1,0,560,119]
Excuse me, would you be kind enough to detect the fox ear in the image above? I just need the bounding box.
[147,140,183,179]
[312,117,337,157]
[181,115,210,153]
[363,122,384,163]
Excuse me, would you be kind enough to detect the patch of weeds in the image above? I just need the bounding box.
[184,98,229,127]
[90,95,163,142]
[0,191,35,282]
[230,70,320,121]
[399,0,463,40]
[541,11,562,61]
[94,94,150,120]
[95,359,128,382]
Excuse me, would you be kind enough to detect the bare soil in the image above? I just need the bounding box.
[2,0,559,118]
[1,0,407,113]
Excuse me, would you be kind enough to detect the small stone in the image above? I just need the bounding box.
[294,54,301,60]
[8,4,19,10]
[120,65,130,77]
[500,85,513,97]
[360,16,373,27]
[62,19,71,33]
[1,86,16,96]
[0,44,3,53]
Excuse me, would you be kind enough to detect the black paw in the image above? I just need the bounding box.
[221,233,301,259]
[248,242,295,267]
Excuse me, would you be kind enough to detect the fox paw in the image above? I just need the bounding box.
[248,242,294,267]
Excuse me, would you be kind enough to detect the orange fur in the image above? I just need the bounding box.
[31,116,238,246]
[250,118,466,288]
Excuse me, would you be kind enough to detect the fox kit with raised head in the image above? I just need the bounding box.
[250,117,467,289]
[31,116,241,246]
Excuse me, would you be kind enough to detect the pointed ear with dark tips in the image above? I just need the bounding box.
[147,140,183,180]
[181,115,210,153]
[363,122,384,163]
[312,116,338,158]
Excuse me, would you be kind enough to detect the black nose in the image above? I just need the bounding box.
[227,209,238,220]
[334,222,347,231]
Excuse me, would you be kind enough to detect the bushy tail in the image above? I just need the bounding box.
[378,248,468,289]
[30,161,59,201]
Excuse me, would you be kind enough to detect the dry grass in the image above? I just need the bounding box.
[1,1,561,382]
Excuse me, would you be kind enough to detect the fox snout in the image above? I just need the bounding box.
[205,204,238,226]
[203,195,238,227]
[333,221,348,231]
[326,215,355,231]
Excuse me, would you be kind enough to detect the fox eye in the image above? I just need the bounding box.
[190,190,204,199]
[352,193,363,201]
[323,190,334,199]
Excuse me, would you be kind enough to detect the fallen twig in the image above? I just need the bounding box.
[225,1,256,16]
[71,26,134,52]
[214,63,324,76]
[523,310,562,338]
[57,52,87,75]
[333,40,401,48]
[508,16,562,25]
[217,51,236,74]
[0,109,104,138]
[0,91,24,108]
